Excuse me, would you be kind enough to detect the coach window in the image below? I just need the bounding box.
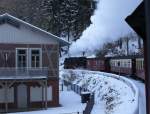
[88,61,90,65]
[112,60,114,66]
[96,61,98,66]
[121,60,123,67]
[140,60,142,70]
[136,60,139,70]
[141,60,143,70]
[128,60,131,68]
[138,60,140,70]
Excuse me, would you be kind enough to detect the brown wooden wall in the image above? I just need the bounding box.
[0,43,59,77]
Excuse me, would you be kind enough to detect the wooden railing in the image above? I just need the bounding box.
[0,67,49,79]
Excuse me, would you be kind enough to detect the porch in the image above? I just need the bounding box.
[0,67,49,113]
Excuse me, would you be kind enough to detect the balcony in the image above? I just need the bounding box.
[0,67,49,80]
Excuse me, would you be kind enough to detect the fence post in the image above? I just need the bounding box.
[61,84,63,91]
[74,84,75,92]
[71,84,73,91]
[83,110,85,114]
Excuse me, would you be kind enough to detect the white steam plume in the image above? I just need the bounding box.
[69,0,142,56]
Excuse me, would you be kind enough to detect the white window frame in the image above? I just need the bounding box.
[16,48,28,68]
[29,48,42,68]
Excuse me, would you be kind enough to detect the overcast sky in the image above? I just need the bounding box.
[69,0,142,56]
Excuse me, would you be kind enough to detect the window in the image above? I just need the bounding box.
[31,49,41,68]
[17,49,27,68]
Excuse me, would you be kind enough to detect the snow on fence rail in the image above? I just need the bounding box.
[61,112,83,114]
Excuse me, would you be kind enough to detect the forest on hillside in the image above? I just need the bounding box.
[96,32,143,57]
[0,0,96,41]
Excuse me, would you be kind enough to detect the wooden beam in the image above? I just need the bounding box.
[144,0,150,114]
[8,80,16,88]
[0,82,4,87]
[4,81,8,112]
[42,85,44,109]
[45,80,47,109]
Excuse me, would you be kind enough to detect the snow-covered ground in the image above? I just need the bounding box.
[10,69,146,114]
[130,79,146,114]
[10,87,86,114]
[61,69,138,114]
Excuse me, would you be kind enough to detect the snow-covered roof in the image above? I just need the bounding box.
[0,13,70,46]
[86,55,96,58]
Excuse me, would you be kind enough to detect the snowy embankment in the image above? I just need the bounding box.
[131,79,146,114]
[60,69,139,114]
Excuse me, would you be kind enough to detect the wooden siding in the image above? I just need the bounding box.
[0,43,59,77]
[0,23,58,44]
[0,78,59,110]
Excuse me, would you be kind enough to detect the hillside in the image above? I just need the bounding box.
[0,0,96,41]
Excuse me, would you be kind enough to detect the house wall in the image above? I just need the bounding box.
[29,79,59,108]
[0,23,58,44]
[0,87,14,103]
[0,43,59,77]
[0,43,59,109]
[30,86,52,102]
[0,78,59,109]
[0,20,62,110]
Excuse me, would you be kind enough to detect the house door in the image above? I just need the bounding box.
[17,84,27,108]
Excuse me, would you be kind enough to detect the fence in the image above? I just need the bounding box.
[63,80,95,114]
[0,67,48,79]
[63,80,89,94]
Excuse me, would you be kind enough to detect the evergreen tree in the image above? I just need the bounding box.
[0,0,96,41]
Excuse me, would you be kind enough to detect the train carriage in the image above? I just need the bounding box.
[109,57,134,76]
[136,57,145,80]
[86,58,106,71]
[64,57,87,69]
[64,55,145,81]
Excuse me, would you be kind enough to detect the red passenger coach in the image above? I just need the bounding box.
[109,55,145,81]
[109,57,134,75]
[64,55,145,81]
[87,58,106,71]
[136,57,145,80]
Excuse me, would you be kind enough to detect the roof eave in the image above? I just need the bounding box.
[0,13,70,46]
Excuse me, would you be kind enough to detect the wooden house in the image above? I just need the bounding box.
[0,13,69,112]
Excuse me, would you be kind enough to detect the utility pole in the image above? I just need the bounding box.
[144,0,150,114]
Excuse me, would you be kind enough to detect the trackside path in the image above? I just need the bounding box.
[130,79,146,114]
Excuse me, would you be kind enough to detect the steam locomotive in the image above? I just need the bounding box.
[64,55,145,81]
